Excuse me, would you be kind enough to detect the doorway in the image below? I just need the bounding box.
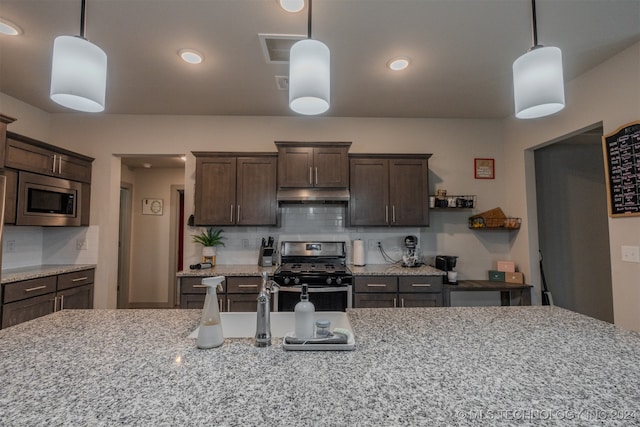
[117,183,133,309]
[534,126,613,322]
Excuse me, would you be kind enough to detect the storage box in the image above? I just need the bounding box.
[488,270,505,282]
[505,272,524,284]
[496,260,516,272]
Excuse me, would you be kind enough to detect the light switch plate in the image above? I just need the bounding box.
[621,245,640,263]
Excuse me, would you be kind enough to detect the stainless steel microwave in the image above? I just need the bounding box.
[17,171,82,226]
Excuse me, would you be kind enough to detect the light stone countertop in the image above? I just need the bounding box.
[177,264,445,277]
[0,306,639,426]
[1,264,97,284]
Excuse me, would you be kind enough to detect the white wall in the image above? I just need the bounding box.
[503,41,640,331]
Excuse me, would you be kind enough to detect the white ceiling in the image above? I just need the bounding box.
[1,0,639,119]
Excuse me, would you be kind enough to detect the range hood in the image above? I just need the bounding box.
[277,188,350,204]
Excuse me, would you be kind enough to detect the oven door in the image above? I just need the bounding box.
[274,285,352,312]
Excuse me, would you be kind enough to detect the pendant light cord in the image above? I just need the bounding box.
[530,0,539,47]
[307,0,312,39]
[80,0,87,38]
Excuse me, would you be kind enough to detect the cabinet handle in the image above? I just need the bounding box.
[25,285,47,293]
[237,205,240,222]
[58,155,62,174]
[315,167,318,185]
[52,154,57,173]
[59,294,65,310]
[52,296,59,311]
[230,205,234,223]
[393,297,397,308]
[72,276,89,282]
[401,298,405,308]
[392,205,396,223]
[192,284,207,288]
[219,299,224,312]
[238,284,258,288]
[309,167,313,185]
[385,205,389,224]
[227,299,231,312]
[367,284,387,288]
[411,283,432,287]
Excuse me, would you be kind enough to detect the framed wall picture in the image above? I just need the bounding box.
[142,198,163,215]
[474,158,495,179]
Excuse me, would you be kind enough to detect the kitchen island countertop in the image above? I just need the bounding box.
[1,306,639,426]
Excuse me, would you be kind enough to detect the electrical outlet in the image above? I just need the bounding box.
[5,239,16,253]
[621,245,640,263]
[76,239,88,250]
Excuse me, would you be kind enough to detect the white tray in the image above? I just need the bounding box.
[282,332,355,351]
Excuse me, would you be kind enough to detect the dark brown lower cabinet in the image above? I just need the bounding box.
[1,268,95,329]
[179,275,264,311]
[353,275,443,308]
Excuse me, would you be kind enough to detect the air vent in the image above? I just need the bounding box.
[259,33,305,64]
[275,76,289,91]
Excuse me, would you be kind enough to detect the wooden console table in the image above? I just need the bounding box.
[443,280,532,307]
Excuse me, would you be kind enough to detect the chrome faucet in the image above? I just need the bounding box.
[255,272,280,347]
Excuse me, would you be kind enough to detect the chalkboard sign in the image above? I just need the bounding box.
[602,120,640,217]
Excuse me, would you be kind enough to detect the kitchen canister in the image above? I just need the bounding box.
[353,239,366,266]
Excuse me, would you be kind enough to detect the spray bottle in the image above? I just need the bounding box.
[196,276,225,349]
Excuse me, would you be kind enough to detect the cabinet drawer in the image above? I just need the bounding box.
[354,293,397,308]
[399,293,442,307]
[226,276,262,293]
[398,276,442,293]
[2,293,56,328]
[180,277,226,294]
[354,276,398,293]
[4,276,57,304]
[57,269,95,291]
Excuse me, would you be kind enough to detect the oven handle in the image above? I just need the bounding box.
[278,285,351,293]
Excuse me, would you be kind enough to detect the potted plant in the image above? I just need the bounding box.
[192,228,225,265]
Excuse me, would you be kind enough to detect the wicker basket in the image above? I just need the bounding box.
[469,207,521,229]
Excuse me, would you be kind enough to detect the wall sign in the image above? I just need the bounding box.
[602,120,640,218]
[142,198,163,215]
[474,158,495,179]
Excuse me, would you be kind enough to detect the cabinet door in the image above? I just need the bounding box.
[57,153,92,183]
[2,293,55,328]
[354,293,397,308]
[313,146,349,188]
[5,137,54,176]
[181,294,207,309]
[2,169,18,224]
[349,158,389,226]
[226,293,260,312]
[236,157,277,225]
[195,156,237,225]
[277,146,314,188]
[399,293,442,307]
[58,284,94,309]
[389,158,429,226]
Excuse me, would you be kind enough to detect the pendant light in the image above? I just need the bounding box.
[50,0,107,113]
[289,0,330,115]
[512,0,564,119]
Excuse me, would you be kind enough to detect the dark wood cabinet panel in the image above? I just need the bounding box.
[276,142,350,189]
[236,157,277,225]
[349,154,430,226]
[194,156,236,225]
[226,276,262,293]
[182,294,207,309]
[57,269,95,291]
[2,293,56,328]
[354,293,397,308]
[354,276,398,293]
[58,284,94,309]
[194,154,277,226]
[398,276,442,293]
[399,293,442,308]
[349,158,389,226]
[227,293,261,312]
[2,169,18,224]
[180,275,264,311]
[3,276,57,304]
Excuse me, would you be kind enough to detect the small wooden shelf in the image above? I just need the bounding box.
[430,195,476,209]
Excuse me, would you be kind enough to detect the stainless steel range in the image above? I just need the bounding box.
[273,241,353,311]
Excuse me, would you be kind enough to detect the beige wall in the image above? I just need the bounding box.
[503,42,640,331]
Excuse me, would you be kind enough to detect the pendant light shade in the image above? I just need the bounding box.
[50,35,107,112]
[513,46,564,119]
[289,39,330,115]
[512,0,565,119]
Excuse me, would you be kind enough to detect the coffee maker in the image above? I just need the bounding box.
[435,255,458,283]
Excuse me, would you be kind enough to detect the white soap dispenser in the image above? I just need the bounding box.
[196,275,225,349]
[294,284,315,339]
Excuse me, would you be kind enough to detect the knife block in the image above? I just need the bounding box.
[258,247,274,267]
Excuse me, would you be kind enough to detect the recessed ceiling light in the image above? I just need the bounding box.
[0,17,23,36]
[278,0,305,13]
[178,49,204,64]
[387,57,410,71]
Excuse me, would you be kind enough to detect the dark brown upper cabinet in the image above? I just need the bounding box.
[193,153,277,226]
[349,154,431,227]
[275,142,350,189]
